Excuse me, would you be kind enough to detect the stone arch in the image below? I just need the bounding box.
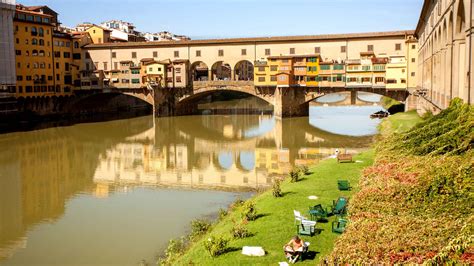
[236,151,255,172]
[212,152,233,172]
[211,61,231,81]
[190,61,209,81]
[305,90,408,105]
[177,87,273,107]
[234,60,254,81]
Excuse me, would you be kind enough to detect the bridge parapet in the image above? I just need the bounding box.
[193,80,254,89]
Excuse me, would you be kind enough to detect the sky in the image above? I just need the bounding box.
[17,0,424,39]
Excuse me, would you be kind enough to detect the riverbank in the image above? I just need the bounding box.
[171,152,374,265]
[166,110,427,265]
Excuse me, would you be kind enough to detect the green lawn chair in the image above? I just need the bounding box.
[329,197,348,215]
[337,180,351,191]
[296,220,316,236]
[308,204,329,221]
[332,218,348,233]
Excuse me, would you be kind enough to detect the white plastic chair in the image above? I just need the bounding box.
[293,210,309,225]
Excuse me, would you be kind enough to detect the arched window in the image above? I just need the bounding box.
[32,38,38,45]
[33,75,39,81]
[74,42,79,49]
[39,50,45,56]
[32,50,38,56]
[39,39,44,46]
[25,39,28,45]
[40,62,45,69]
[33,63,38,69]
[31,26,37,36]
[38,27,44,37]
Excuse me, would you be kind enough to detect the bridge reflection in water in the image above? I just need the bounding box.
[0,109,376,263]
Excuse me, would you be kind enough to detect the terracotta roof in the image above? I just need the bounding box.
[85,30,415,49]
[360,51,375,56]
[172,59,189,63]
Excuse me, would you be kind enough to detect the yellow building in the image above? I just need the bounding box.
[52,32,78,94]
[141,59,168,87]
[253,59,274,86]
[13,5,56,97]
[386,55,408,90]
[304,54,320,87]
[85,25,111,44]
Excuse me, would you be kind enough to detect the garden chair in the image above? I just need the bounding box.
[331,218,348,233]
[329,197,348,215]
[296,220,316,236]
[337,180,351,191]
[308,204,329,221]
[293,210,309,225]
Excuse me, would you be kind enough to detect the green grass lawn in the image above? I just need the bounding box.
[379,110,423,135]
[174,151,374,265]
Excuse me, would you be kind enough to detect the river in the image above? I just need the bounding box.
[0,99,384,265]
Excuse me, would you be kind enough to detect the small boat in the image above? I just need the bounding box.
[370,110,389,119]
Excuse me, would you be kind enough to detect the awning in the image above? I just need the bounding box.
[103,78,110,82]
[111,78,119,82]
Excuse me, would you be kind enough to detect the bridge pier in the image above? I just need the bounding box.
[273,87,310,118]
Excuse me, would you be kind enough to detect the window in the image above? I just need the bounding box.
[265,49,271,56]
[54,51,60,58]
[35,16,41,23]
[258,77,265,82]
[218,49,224,56]
[26,76,32,81]
[368,45,374,52]
[16,38,19,44]
[132,52,136,58]
[270,65,278,71]
[401,79,406,84]
[26,15,33,22]
[387,79,397,84]
[39,39,44,46]
[63,52,71,58]
[176,76,182,82]
[38,27,44,37]
[32,38,38,45]
[341,46,346,53]
[26,86,32,92]
[32,50,38,56]
[402,69,406,73]
[103,62,107,70]
[131,69,140,74]
[131,79,140,84]
[334,64,344,70]
[112,52,116,58]
[412,44,416,49]
[153,51,158,57]
[17,62,20,68]
[56,74,60,81]
[320,65,330,70]
[175,67,181,74]
[270,76,277,82]
[149,67,153,72]
[289,48,295,54]
[411,72,416,77]
[17,76,23,81]
[315,47,321,54]
[278,75,287,81]
[73,53,81,59]
[196,50,201,57]
[375,77,385,83]
[174,51,179,57]
[15,50,21,56]
[395,43,401,51]
[241,49,246,55]
[121,79,130,83]
[55,62,59,69]
[31,27,37,36]
[411,58,416,63]
[25,39,28,45]
[74,42,79,48]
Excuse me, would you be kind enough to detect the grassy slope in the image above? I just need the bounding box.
[175,152,374,265]
[379,110,423,135]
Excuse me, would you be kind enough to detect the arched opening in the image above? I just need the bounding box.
[236,151,255,172]
[455,0,466,36]
[234,60,254,81]
[211,61,231,81]
[191,61,209,81]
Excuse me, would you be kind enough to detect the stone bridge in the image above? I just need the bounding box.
[71,81,410,118]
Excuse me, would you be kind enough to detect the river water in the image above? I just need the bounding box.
[0,100,384,265]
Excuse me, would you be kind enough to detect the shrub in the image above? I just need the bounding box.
[241,200,257,221]
[203,235,229,257]
[299,165,310,175]
[218,208,228,220]
[189,219,211,241]
[158,237,186,265]
[272,178,282,197]
[230,219,251,239]
[289,169,300,183]
[230,197,244,210]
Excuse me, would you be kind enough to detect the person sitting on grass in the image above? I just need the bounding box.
[283,235,304,263]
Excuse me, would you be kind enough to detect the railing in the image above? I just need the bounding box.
[193,80,253,88]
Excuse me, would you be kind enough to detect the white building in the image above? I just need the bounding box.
[143,31,190,42]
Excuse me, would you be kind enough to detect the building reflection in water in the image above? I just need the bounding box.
[0,110,375,262]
